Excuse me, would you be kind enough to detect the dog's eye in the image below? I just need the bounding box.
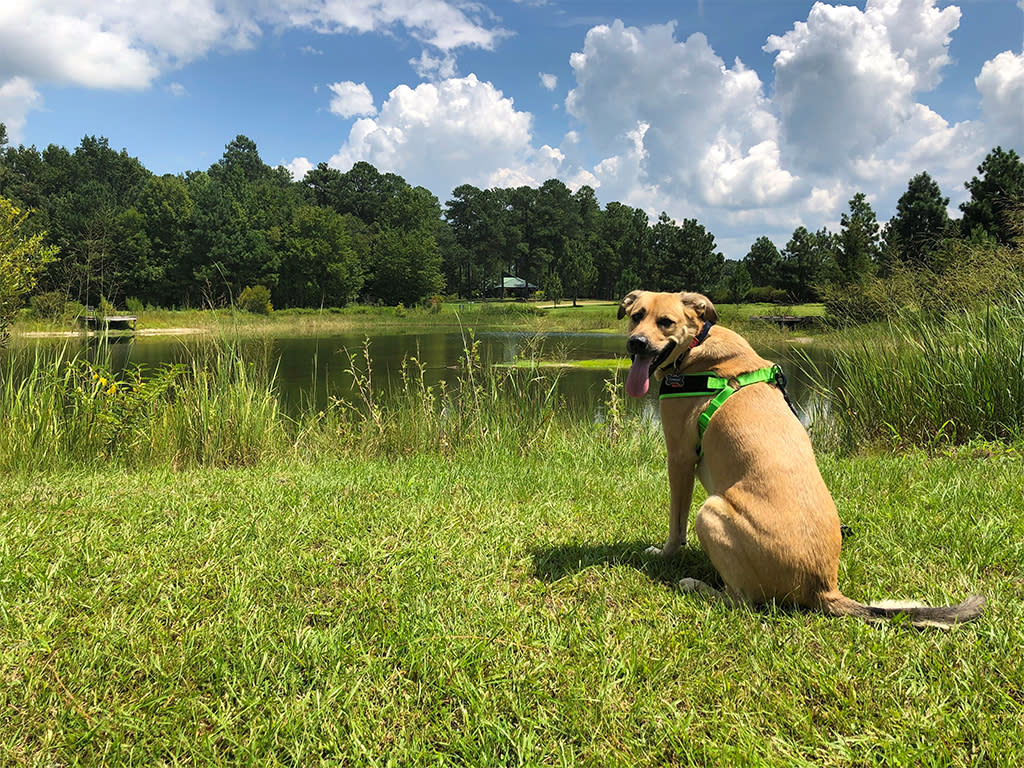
[630,310,645,323]
[656,317,674,329]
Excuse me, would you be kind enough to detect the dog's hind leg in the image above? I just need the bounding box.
[693,494,764,605]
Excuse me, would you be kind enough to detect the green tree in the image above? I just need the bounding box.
[369,227,444,305]
[133,175,194,306]
[960,147,1024,245]
[600,202,650,299]
[501,186,540,291]
[1,196,58,345]
[183,172,278,306]
[276,205,362,307]
[534,180,581,283]
[717,260,753,303]
[883,171,951,270]
[836,192,880,284]
[650,213,724,294]
[779,226,838,302]
[560,238,597,306]
[743,236,783,288]
[444,184,506,297]
[34,136,152,305]
[209,135,270,193]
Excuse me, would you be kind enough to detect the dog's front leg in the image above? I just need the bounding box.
[646,454,695,558]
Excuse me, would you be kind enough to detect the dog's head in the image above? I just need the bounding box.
[617,290,718,397]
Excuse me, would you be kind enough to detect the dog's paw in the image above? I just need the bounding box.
[678,577,720,599]
[644,542,682,558]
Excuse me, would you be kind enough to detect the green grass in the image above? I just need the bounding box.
[1,445,1021,765]
[2,332,1021,764]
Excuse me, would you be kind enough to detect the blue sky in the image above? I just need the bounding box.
[2,1,1022,260]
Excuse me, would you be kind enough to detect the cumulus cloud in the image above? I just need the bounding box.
[566,21,799,212]
[326,74,566,195]
[286,156,315,181]
[976,50,1024,148]
[539,73,558,91]
[167,82,188,97]
[327,81,377,118]
[0,77,42,143]
[764,0,964,178]
[555,2,1003,257]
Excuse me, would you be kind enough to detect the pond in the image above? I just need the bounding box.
[4,329,829,425]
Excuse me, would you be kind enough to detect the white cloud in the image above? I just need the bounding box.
[410,50,457,80]
[539,72,558,91]
[764,0,964,178]
[0,77,42,143]
[327,74,557,195]
[275,0,508,52]
[167,82,188,97]
[0,1,505,94]
[566,21,799,212]
[327,81,377,118]
[976,50,1024,148]
[286,156,315,181]
[554,2,1003,258]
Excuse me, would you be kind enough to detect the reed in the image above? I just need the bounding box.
[1,332,634,471]
[0,339,285,470]
[809,289,1024,451]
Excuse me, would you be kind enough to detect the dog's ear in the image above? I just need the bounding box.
[618,290,643,320]
[680,292,718,323]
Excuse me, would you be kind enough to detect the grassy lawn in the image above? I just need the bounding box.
[4,296,1021,764]
[2,440,1022,766]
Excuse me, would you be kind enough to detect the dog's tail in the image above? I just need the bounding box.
[819,591,985,629]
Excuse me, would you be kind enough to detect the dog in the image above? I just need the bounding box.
[619,289,984,628]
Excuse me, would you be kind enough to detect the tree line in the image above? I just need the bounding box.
[1,120,1022,314]
[733,147,1024,304]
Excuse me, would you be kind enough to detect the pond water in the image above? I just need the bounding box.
[5,329,829,424]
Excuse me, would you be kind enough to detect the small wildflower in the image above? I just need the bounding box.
[106,385,117,395]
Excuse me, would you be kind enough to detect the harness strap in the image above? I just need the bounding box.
[659,365,792,460]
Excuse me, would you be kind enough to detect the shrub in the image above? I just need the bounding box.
[29,291,68,320]
[125,297,145,313]
[824,232,1024,326]
[745,286,789,303]
[237,285,273,315]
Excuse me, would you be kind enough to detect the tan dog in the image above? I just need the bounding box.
[619,289,984,627]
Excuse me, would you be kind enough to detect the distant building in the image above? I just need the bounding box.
[489,275,538,299]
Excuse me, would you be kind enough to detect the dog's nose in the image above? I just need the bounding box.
[626,335,649,356]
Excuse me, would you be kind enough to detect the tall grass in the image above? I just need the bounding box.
[0,340,286,470]
[0,333,634,472]
[810,289,1024,451]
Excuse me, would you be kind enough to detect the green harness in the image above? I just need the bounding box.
[658,365,786,459]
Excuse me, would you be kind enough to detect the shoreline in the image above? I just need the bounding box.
[16,327,207,339]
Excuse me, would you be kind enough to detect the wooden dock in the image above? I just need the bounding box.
[750,315,816,331]
[77,314,138,332]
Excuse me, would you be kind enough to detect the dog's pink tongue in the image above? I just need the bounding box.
[625,354,653,398]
